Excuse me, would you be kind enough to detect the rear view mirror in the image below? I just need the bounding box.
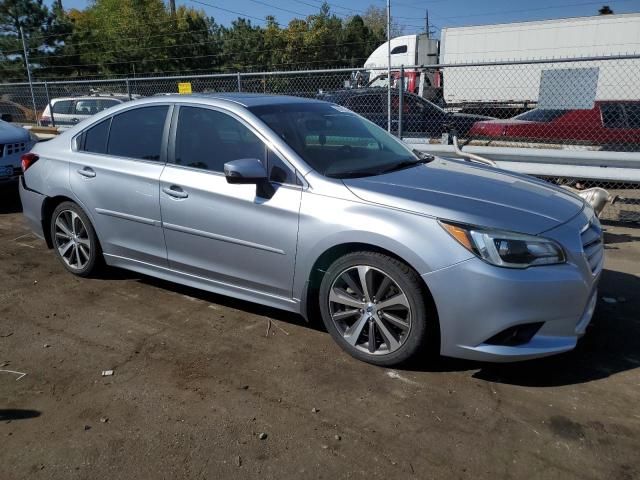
[224,158,268,185]
[1,113,13,122]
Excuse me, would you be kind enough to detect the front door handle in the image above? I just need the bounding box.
[162,186,188,199]
[77,167,96,178]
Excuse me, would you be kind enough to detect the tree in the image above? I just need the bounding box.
[1,1,401,79]
[221,18,265,71]
[598,5,614,15]
[359,5,404,39]
[57,0,217,77]
[0,0,52,80]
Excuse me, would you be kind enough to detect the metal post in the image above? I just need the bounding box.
[386,0,391,132]
[126,78,132,100]
[237,72,242,92]
[426,9,430,37]
[20,26,39,126]
[44,81,55,128]
[398,65,404,138]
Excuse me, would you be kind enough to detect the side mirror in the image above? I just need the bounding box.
[1,113,13,122]
[224,158,268,185]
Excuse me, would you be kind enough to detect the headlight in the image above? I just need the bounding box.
[440,220,565,268]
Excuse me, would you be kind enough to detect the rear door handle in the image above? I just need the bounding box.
[162,186,188,199]
[77,167,96,178]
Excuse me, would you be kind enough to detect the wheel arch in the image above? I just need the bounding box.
[41,195,97,250]
[41,195,78,249]
[302,242,439,341]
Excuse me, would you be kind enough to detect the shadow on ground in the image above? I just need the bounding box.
[0,409,41,421]
[138,274,322,332]
[6,180,637,388]
[471,269,640,387]
[0,183,22,214]
[120,266,640,388]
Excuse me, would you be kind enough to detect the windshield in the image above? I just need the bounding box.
[249,102,420,178]
[515,109,569,123]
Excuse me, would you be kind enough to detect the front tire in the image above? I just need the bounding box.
[50,201,102,277]
[319,251,432,366]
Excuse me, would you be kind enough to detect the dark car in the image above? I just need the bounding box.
[318,88,492,138]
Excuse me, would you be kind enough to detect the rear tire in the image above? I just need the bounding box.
[319,251,432,367]
[50,201,102,277]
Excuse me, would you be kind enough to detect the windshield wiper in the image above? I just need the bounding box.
[325,171,379,179]
[377,154,434,175]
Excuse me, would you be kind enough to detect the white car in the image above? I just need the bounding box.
[40,95,139,129]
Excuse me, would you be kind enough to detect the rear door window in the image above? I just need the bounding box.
[99,99,120,111]
[74,100,100,116]
[52,100,73,114]
[623,104,640,129]
[601,104,626,128]
[107,106,169,161]
[83,118,111,154]
[347,95,384,115]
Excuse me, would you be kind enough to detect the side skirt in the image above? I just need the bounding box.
[103,253,301,314]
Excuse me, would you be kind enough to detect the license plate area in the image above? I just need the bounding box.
[0,166,15,178]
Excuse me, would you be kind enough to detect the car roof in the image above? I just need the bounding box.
[165,92,328,107]
[52,96,130,102]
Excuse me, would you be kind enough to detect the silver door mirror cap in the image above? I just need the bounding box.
[224,158,268,185]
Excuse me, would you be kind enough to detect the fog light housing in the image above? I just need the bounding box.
[485,322,544,346]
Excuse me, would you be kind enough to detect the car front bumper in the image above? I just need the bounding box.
[0,164,21,185]
[423,209,601,362]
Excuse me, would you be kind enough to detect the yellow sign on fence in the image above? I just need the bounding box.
[178,82,192,94]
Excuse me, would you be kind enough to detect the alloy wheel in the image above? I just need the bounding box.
[53,209,91,270]
[328,265,412,355]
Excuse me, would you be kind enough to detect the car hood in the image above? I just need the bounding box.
[0,120,29,143]
[343,158,584,235]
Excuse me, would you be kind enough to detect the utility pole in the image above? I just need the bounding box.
[425,9,430,37]
[20,26,39,126]
[387,0,391,132]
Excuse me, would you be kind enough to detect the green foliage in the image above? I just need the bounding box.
[1,0,394,80]
[0,0,54,80]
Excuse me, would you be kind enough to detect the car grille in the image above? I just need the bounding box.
[4,142,28,156]
[581,220,604,275]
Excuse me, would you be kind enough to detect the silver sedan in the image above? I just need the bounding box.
[19,94,603,366]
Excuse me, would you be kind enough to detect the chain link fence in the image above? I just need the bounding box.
[1,55,639,222]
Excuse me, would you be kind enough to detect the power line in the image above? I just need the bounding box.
[436,0,640,21]
[28,38,382,71]
[27,55,374,81]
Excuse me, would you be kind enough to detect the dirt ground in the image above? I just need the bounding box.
[1,184,639,480]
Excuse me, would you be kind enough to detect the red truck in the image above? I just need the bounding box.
[469,101,640,146]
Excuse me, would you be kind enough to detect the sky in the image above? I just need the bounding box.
[47,0,640,35]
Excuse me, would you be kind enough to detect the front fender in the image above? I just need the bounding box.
[292,191,473,305]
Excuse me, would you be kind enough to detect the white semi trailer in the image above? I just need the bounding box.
[440,13,640,105]
[362,13,640,113]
